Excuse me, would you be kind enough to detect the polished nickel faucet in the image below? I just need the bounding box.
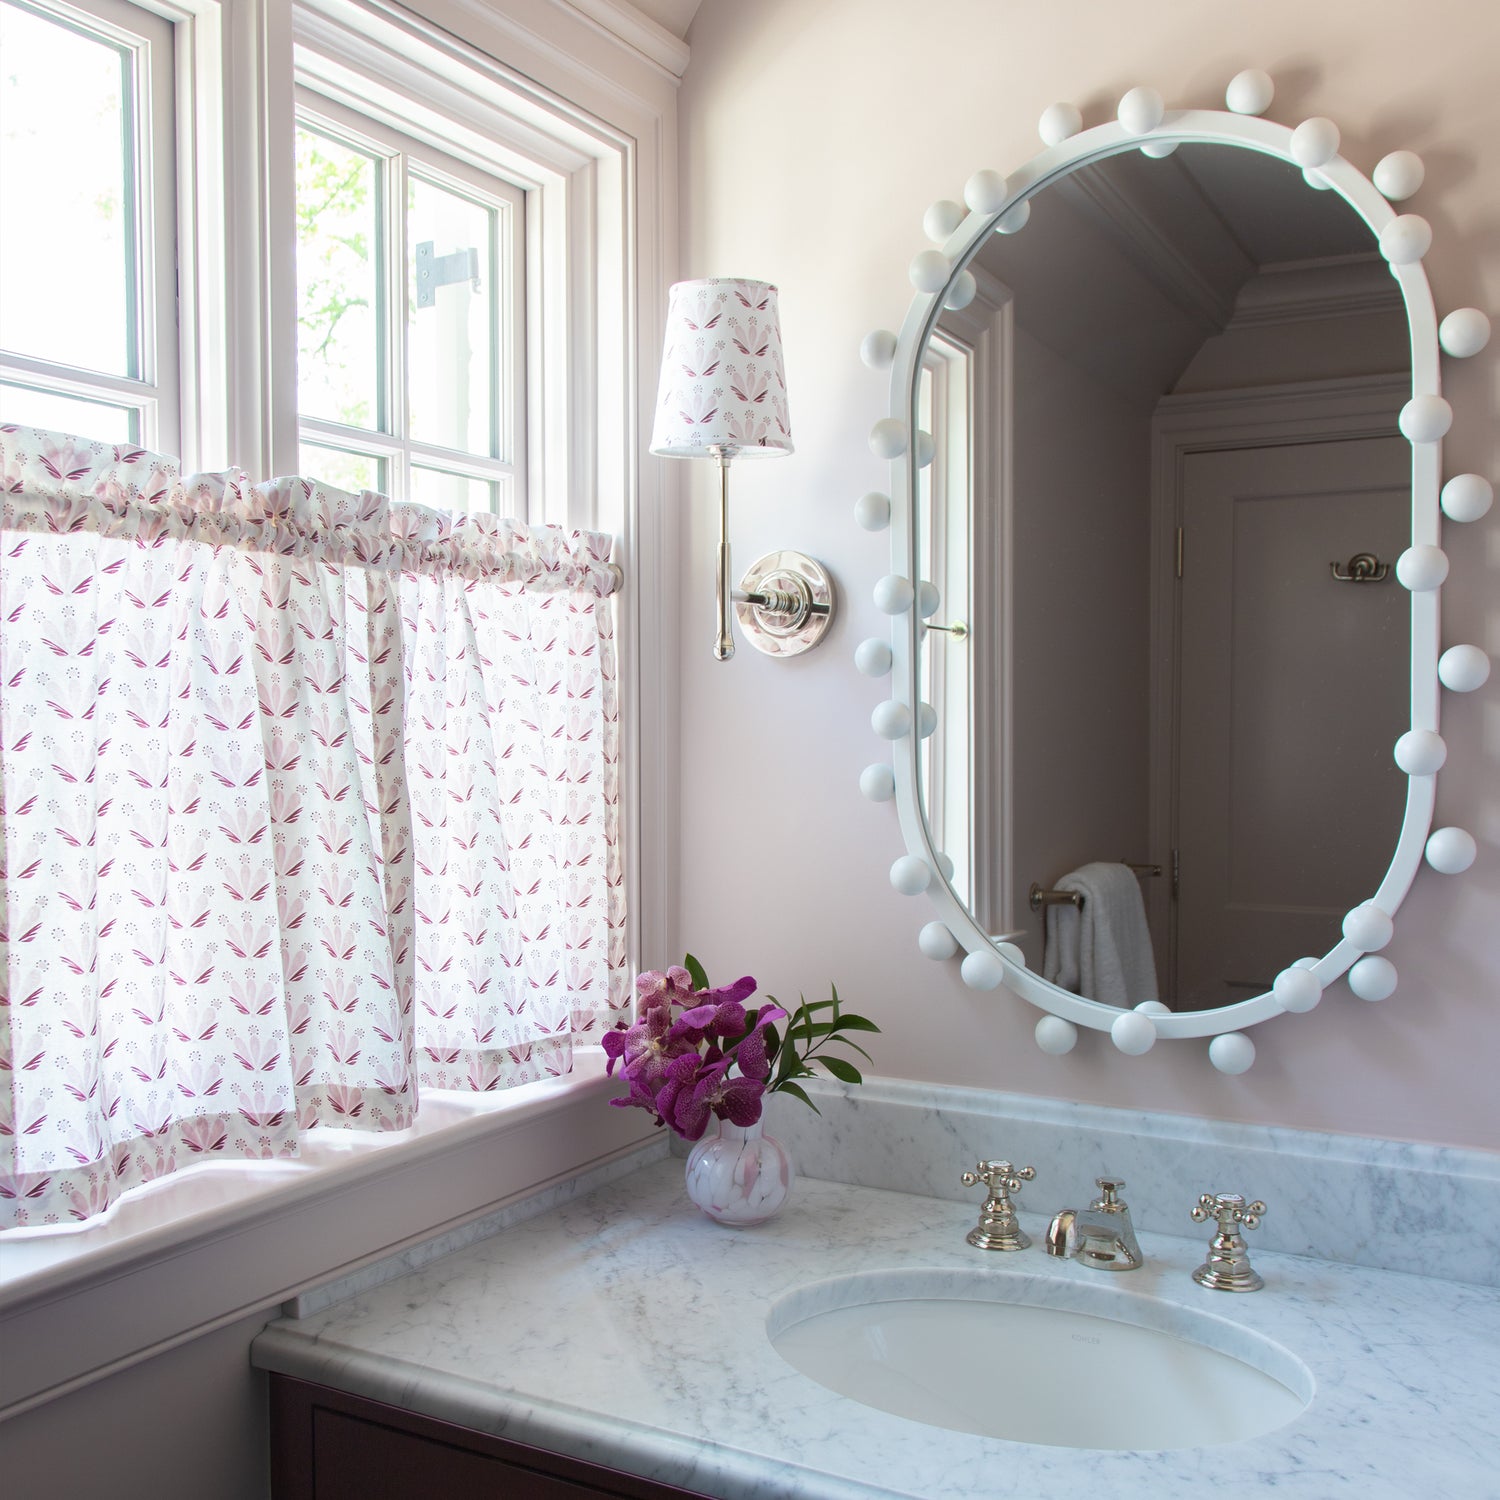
[1044,1177,1143,1271]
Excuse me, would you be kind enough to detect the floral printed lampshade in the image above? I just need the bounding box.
[649,278,793,459]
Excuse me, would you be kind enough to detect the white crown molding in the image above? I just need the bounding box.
[1055,161,1252,333]
[1229,253,1404,329]
[562,0,690,78]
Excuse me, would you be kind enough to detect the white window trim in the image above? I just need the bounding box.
[292,0,624,533]
[1,0,181,449]
[1,0,682,1419]
[292,90,529,507]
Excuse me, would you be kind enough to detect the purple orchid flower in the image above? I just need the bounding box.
[659,1055,768,1140]
[635,966,696,1014]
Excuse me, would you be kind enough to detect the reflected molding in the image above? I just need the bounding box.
[857,73,1493,1069]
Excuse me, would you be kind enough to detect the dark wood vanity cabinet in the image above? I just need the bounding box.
[269,1375,711,1500]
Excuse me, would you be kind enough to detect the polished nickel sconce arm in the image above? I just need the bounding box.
[710,444,835,662]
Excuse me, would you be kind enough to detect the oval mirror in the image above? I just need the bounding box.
[859,81,1491,1068]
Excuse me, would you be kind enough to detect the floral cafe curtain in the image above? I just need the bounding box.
[0,426,627,1229]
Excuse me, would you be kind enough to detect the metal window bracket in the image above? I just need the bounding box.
[415,242,480,308]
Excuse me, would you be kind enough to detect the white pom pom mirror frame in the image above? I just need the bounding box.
[855,71,1492,1072]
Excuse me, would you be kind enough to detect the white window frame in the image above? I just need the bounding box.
[1,0,681,1422]
[0,0,181,450]
[292,90,529,511]
[287,0,625,534]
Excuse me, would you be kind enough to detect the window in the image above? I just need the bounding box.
[0,0,670,1263]
[0,0,179,449]
[294,94,527,514]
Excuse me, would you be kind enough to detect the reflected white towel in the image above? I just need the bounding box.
[1041,862,1159,1008]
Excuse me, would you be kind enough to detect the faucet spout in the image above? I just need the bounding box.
[1044,1178,1144,1271]
[1044,1208,1076,1258]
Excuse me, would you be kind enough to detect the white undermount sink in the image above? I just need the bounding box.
[768,1269,1310,1451]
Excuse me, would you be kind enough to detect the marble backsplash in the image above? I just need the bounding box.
[754,1077,1500,1288]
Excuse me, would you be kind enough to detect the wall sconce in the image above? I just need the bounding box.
[649,277,835,660]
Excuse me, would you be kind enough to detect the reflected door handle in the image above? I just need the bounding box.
[1330,552,1390,583]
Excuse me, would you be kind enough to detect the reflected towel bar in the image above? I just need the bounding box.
[1029,863,1162,912]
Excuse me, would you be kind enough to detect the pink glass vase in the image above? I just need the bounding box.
[683,1118,794,1226]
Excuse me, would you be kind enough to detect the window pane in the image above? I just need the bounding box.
[300,442,384,494]
[0,0,136,376]
[408,178,496,457]
[411,464,495,514]
[0,381,136,443]
[296,128,382,431]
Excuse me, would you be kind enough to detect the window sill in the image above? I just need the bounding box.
[0,1049,656,1418]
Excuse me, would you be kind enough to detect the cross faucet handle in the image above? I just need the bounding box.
[960,1160,1035,1252]
[1190,1193,1268,1292]
[1192,1192,1266,1232]
[963,1160,1036,1197]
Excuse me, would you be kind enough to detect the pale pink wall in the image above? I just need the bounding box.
[675,0,1500,1148]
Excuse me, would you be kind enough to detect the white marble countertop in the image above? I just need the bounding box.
[252,1158,1500,1499]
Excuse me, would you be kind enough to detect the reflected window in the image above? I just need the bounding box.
[916,336,974,909]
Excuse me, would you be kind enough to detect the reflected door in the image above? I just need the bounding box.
[1173,435,1410,1009]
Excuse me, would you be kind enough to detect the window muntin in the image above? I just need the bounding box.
[0,0,177,448]
[294,92,525,515]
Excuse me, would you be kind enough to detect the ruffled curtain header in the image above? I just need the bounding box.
[0,426,618,592]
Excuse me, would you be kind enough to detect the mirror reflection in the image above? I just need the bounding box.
[916,144,1411,1012]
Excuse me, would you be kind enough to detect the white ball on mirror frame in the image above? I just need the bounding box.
[996,200,1031,235]
[1343,901,1395,952]
[854,637,894,678]
[1394,728,1447,775]
[1398,395,1453,444]
[964,168,1009,215]
[944,270,978,311]
[872,573,915,615]
[859,763,896,802]
[916,702,938,739]
[1110,1011,1157,1055]
[1038,102,1083,146]
[1117,86,1164,135]
[1441,473,1493,523]
[923,198,966,244]
[1379,214,1433,266]
[1291,116,1340,167]
[909,249,951,294]
[1209,1032,1256,1075]
[1035,1015,1079,1055]
[1134,1001,1171,1016]
[1302,168,1332,191]
[1224,68,1274,116]
[960,950,1005,990]
[1425,826,1477,875]
[1273,966,1322,1014]
[1396,544,1449,592]
[1348,955,1398,1002]
[1373,150,1425,201]
[869,417,909,459]
[918,921,958,960]
[853,491,891,531]
[1439,307,1492,358]
[915,429,936,468]
[915,580,941,618]
[870,700,913,741]
[934,851,955,881]
[890,855,931,896]
[1439,644,1491,693]
[859,329,898,369]
[1293,955,1319,970]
